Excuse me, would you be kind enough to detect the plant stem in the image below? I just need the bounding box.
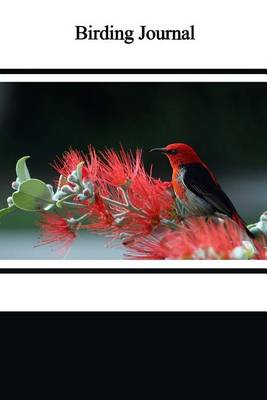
[68,212,90,225]
[63,201,87,209]
[118,186,129,206]
[101,195,128,209]
[101,194,147,217]
[160,218,179,230]
[122,188,145,214]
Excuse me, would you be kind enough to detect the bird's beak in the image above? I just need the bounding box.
[149,147,167,153]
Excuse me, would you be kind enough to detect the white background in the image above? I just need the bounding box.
[0,0,266,68]
[0,274,266,311]
[0,1,266,310]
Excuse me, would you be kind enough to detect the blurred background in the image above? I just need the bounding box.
[0,82,267,259]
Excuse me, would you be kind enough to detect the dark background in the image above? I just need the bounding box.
[1,83,267,175]
[0,82,267,258]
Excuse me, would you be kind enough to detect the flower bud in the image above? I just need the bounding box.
[67,217,77,225]
[52,191,66,201]
[83,188,90,197]
[83,186,94,199]
[11,180,19,190]
[231,246,245,259]
[207,247,218,259]
[77,194,87,201]
[260,211,267,221]
[192,248,206,259]
[67,171,78,184]
[231,241,254,260]
[242,240,255,258]
[82,181,94,194]
[7,196,14,207]
[75,181,95,200]
[249,212,267,236]
[258,213,267,234]
[61,185,75,194]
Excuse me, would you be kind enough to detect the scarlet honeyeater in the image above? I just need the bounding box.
[151,143,253,238]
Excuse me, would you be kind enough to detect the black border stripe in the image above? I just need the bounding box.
[0,268,266,274]
[0,311,265,317]
[0,68,266,74]
[1,67,266,274]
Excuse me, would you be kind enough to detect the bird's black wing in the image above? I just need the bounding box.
[183,163,238,218]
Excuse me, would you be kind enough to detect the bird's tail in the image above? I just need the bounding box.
[232,212,255,239]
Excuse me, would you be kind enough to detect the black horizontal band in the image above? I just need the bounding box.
[0,68,266,74]
[0,268,265,274]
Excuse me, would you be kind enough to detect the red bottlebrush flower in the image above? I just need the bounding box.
[124,233,168,259]
[53,148,84,178]
[122,172,174,241]
[129,175,173,218]
[113,194,171,241]
[126,217,267,260]
[37,213,77,254]
[83,193,114,232]
[53,146,100,185]
[99,147,142,187]
[100,175,174,242]
[82,145,100,183]
[92,146,174,238]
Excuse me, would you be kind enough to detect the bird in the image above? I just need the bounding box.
[150,143,253,238]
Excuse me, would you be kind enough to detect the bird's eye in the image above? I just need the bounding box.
[168,149,178,155]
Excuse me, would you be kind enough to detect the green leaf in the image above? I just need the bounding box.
[0,205,17,218]
[16,156,31,183]
[12,179,54,211]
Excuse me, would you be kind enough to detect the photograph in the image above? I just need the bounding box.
[0,81,267,260]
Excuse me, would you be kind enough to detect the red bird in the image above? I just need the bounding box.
[151,143,253,238]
